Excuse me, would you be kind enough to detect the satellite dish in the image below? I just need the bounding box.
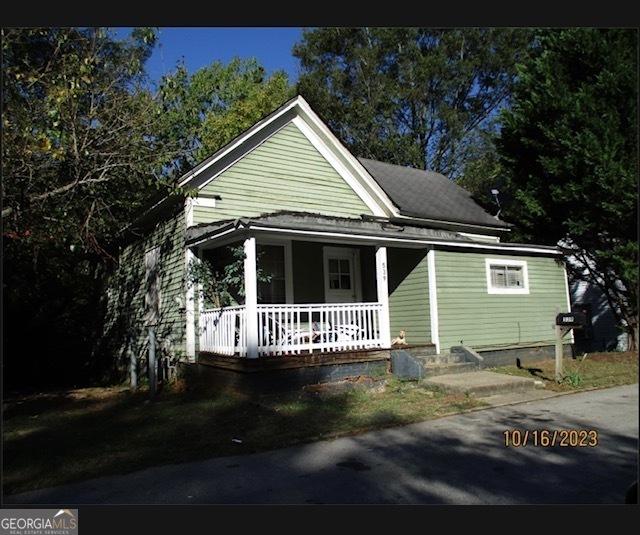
[491,189,502,218]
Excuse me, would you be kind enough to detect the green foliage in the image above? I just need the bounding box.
[562,370,583,388]
[455,128,506,214]
[157,58,294,177]
[294,28,533,177]
[1,27,175,256]
[1,27,176,385]
[2,29,293,386]
[186,246,271,308]
[497,29,638,347]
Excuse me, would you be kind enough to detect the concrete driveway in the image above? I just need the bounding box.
[5,384,638,505]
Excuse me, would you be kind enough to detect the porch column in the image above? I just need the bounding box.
[244,236,259,358]
[427,249,440,354]
[185,247,196,361]
[375,246,392,348]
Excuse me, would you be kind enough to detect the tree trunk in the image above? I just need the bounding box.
[627,319,638,352]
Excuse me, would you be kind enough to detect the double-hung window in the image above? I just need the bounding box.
[485,259,529,294]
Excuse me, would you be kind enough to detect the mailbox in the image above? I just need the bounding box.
[555,312,586,328]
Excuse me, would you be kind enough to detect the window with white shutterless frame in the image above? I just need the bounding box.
[485,258,529,295]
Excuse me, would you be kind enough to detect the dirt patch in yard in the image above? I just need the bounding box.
[303,375,388,397]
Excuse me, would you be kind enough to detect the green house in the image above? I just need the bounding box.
[105,96,571,375]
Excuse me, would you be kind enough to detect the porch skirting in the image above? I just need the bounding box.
[179,349,390,393]
[196,347,390,373]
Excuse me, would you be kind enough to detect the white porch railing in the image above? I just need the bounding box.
[199,306,246,356]
[199,302,384,357]
[257,302,384,356]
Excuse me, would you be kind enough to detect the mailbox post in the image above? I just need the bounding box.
[554,324,563,381]
[554,312,585,382]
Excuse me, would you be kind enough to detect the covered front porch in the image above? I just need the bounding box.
[184,212,454,360]
[192,237,391,358]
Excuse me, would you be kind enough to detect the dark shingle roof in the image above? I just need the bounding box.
[358,158,510,229]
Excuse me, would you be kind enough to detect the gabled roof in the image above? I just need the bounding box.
[176,95,510,232]
[358,158,510,230]
[177,95,398,218]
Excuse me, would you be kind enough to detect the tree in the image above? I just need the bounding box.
[455,127,506,215]
[2,28,174,255]
[157,58,294,178]
[1,28,173,385]
[497,29,638,349]
[2,30,294,386]
[294,28,533,178]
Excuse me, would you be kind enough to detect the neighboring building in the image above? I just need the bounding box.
[103,96,572,377]
[570,279,628,353]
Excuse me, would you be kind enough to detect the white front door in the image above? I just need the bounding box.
[323,246,362,303]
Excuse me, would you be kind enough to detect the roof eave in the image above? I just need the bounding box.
[392,212,512,233]
[186,216,560,256]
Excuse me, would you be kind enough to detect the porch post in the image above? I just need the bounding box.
[426,249,441,354]
[375,246,392,348]
[244,236,259,358]
[185,247,196,361]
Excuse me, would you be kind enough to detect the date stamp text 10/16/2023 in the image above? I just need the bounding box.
[503,429,599,447]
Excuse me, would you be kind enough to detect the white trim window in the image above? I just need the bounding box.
[485,258,529,295]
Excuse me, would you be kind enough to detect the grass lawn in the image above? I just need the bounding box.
[3,376,483,496]
[490,351,638,392]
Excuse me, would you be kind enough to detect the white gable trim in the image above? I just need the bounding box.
[185,196,219,228]
[294,98,399,217]
[291,117,386,217]
[178,98,299,188]
[178,96,398,218]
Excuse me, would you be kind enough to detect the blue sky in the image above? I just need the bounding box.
[114,27,303,86]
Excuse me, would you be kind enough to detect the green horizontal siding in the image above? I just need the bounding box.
[103,212,186,367]
[435,250,569,351]
[193,122,373,224]
[388,248,431,345]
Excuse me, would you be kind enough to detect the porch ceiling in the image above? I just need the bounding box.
[185,211,561,255]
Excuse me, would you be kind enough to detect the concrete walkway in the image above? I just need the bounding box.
[5,384,638,505]
[425,370,538,396]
